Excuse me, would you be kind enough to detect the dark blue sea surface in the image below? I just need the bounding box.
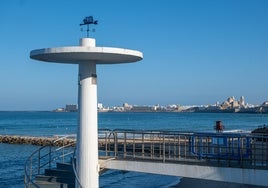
[98,112,268,132]
[0,111,268,187]
[0,143,38,188]
[0,111,77,136]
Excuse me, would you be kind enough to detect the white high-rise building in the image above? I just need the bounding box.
[240,96,245,107]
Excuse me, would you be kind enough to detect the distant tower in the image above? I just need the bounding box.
[30,16,143,188]
[227,97,233,103]
[240,96,245,107]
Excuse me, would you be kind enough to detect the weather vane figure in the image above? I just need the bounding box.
[80,16,98,37]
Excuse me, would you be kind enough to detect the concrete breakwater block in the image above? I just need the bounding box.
[0,135,76,147]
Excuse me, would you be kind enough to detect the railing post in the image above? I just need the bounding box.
[184,135,187,159]
[168,135,171,159]
[108,132,111,155]
[241,137,244,167]
[206,137,209,158]
[263,136,266,166]
[237,137,241,165]
[150,133,154,159]
[49,146,52,169]
[124,132,127,158]
[178,135,181,159]
[227,137,230,166]
[252,137,256,167]
[249,137,252,167]
[38,149,40,174]
[62,138,65,163]
[142,133,144,158]
[163,135,165,162]
[114,132,117,157]
[105,132,108,156]
[261,136,264,166]
[263,138,268,167]
[159,134,162,159]
[173,135,176,160]
[199,136,203,159]
[133,133,136,158]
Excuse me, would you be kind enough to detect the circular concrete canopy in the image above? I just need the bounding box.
[30,46,143,64]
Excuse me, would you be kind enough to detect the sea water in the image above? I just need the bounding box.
[0,111,268,188]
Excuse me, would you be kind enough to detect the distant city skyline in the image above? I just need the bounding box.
[96,95,268,113]
[0,0,268,110]
[56,95,266,110]
[98,96,257,107]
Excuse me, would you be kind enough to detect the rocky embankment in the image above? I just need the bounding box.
[0,135,76,146]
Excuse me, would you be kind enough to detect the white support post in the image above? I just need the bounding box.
[77,38,99,188]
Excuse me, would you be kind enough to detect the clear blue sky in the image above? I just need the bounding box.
[0,0,267,110]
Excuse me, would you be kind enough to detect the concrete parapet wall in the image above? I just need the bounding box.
[0,135,76,147]
[101,159,268,187]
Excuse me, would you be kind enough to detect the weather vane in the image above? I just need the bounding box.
[80,16,98,37]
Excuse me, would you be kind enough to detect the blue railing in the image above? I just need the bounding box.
[98,129,268,169]
[189,133,252,160]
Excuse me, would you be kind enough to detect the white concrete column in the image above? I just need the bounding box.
[77,38,99,188]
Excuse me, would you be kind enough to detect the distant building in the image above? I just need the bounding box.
[220,96,246,110]
[231,100,239,108]
[98,103,103,109]
[240,96,245,107]
[166,104,179,111]
[227,96,235,103]
[131,105,155,112]
[221,101,231,109]
[65,104,78,112]
[53,108,65,112]
[112,106,124,112]
[261,101,268,107]
[123,103,132,111]
[98,103,110,112]
[153,104,160,111]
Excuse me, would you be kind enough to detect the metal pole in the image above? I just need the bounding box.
[124,132,127,158]
[163,135,165,162]
[142,133,144,158]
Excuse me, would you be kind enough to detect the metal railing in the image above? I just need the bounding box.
[72,147,83,188]
[24,135,75,188]
[24,129,268,188]
[98,129,268,169]
[72,129,113,188]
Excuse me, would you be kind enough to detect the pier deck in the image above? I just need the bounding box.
[21,129,268,187]
[98,129,268,187]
